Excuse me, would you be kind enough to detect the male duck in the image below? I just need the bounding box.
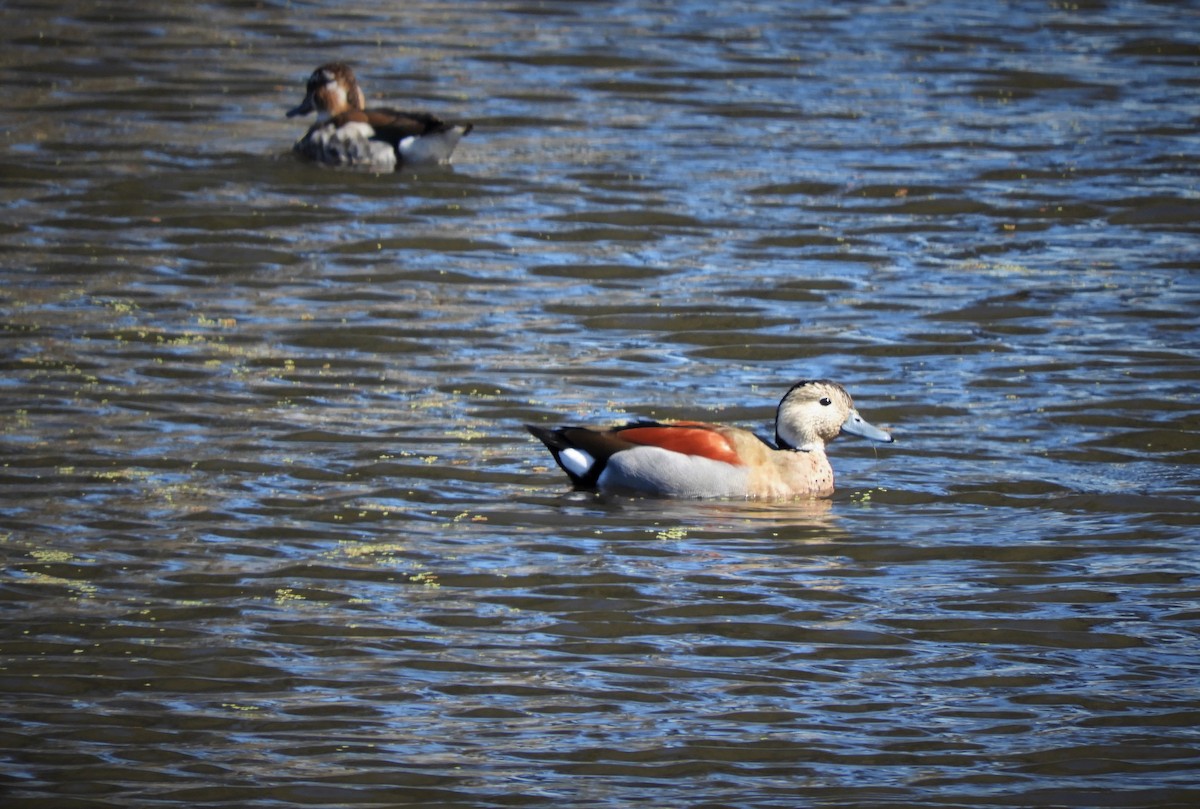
[527,380,894,499]
[287,62,473,170]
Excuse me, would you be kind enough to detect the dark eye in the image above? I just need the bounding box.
[819,397,832,406]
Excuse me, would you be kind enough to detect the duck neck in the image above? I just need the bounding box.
[776,429,822,453]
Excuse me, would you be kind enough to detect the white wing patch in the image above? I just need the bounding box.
[559,447,596,479]
[397,126,468,164]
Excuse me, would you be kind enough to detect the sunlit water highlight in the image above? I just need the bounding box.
[1,1,1198,807]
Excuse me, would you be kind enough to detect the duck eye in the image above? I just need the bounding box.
[819,397,832,406]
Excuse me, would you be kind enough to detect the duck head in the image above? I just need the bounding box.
[775,379,893,452]
[287,62,367,121]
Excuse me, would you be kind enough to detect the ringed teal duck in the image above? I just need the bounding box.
[287,62,473,170]
[526,380,894,499]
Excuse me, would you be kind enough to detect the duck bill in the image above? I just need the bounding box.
[286,97,314,118]
[840,409,894,443]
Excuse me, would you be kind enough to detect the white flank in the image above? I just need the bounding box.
[600,445,748,498]
[308,121,395,169]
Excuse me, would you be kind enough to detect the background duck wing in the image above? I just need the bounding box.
[332,108,457,145]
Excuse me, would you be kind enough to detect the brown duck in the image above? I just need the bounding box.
[287,62,473,170]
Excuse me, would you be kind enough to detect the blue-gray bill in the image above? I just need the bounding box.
[840,409,894,443]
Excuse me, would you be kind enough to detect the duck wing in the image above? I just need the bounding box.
[331,108,460,147]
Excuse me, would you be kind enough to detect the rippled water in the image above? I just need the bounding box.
[2,1,1199,806]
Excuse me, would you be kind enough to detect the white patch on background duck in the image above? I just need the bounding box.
[398,126,470,164]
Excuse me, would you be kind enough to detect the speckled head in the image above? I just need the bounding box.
[775,379,893,452]
[287,63,366,121]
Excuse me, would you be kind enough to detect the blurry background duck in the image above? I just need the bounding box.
[286,62,473,170]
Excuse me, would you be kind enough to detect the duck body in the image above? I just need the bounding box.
[287,63,472,170]
[527,380,893,500]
